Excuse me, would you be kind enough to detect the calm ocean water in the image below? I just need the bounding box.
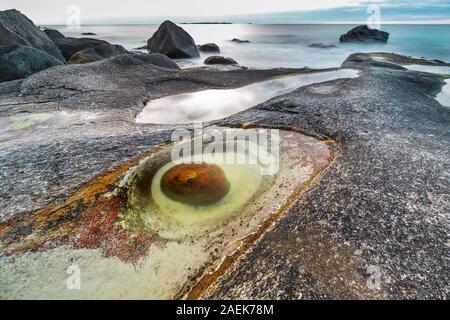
[49,24,450,69]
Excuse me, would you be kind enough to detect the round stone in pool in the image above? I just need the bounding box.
[160,163,230,206]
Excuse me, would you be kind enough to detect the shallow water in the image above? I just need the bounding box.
[49,24,450,69]
[404,64,450,74]
[0,111,99,142]
[436,79,450,107]
[136,69,359,124]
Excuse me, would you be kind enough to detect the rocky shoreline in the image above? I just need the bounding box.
[0,10,449,299]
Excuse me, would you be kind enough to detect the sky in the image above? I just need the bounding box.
[1,0,450,24]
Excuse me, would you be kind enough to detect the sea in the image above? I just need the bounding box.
[47,24,450,70]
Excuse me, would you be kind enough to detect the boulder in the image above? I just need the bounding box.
[0,9,65,62]
[43,28,65,41]
[0,44,63,82]
[204,56,238,65]
[339,25,389,43]
[161,163,230,205]
[82,32,96,36]
[231,38,250,43]
[68,43,128,64]
[147,20,199,59]
[198,43,220,53]
[54,37,109,60]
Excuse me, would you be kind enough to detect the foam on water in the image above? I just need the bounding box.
[436,79,450,107]
[136,69,359,124]
[404,64,450,74]
[50,24,450,69]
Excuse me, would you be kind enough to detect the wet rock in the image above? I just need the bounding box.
[68,43,128,64]
[204,56,238,65]
[231,38,250,43]
[43,28,65,41]
[309,43,337,49]
[82,32,96,36]
[0,9,65,62]
[147,20,200,59]
[198,43,220,53]
[161,163,230,205]
[130,52,180,69]
[54,37,109,60]
[342,53,406,70]
[339,25,389,42]
[0,44,63,82]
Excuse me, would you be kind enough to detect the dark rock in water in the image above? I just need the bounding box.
[0,9,66,62]
[82,32,96,36]
[433,59,447,64]
[0,44,63,82]
[147,20,200,59]
[54,37,109,60]
[161,163,230,205]
[339,25,389,43]
[231,38,250,43]
[68,43,128,64]
[130,52,180,69]
[198,43,220,53]
[43,28,65,41]
[342,53,406,70]
[309,43,337,49]
[204,56,238,65]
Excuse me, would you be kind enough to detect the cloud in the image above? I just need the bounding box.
[1,0,449,24]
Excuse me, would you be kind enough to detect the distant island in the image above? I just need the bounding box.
[180,22,233,24]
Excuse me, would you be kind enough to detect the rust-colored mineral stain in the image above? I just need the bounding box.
[161,163,230,206]
[0,146,166,257]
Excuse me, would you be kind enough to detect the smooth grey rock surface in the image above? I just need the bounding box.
[0,9,65,62]
[0,45,63,82]
[68,43,128,64]
[129,52,180,70]
[54,37,109,60]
